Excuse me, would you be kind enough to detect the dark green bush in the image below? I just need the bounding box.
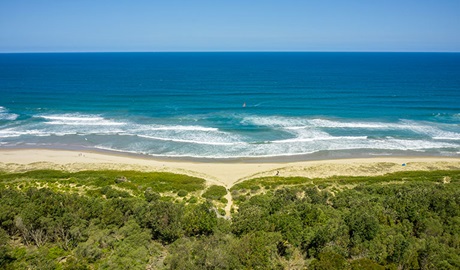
[188,196,198,204]
[177,190,188,197]
[202,185,227,201]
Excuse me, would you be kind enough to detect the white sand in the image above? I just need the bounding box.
[0,149,459,188]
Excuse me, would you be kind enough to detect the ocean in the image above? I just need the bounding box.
[0,52,459,160]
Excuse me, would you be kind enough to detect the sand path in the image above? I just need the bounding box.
[1,149,459,188]
[2,149,459,217]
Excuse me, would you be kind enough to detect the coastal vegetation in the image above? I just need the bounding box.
[0,169,459,269]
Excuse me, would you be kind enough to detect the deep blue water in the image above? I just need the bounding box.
[0,52,459,159]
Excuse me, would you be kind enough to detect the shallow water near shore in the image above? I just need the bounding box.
[1,52,459,159]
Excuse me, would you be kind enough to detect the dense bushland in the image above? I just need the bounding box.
[0,170,459,269]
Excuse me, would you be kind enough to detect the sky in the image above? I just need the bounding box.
[0,0,459,52]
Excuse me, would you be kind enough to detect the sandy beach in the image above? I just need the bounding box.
[0,149,459,188]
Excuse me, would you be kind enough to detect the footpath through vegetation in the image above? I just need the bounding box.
[0,169,459,269]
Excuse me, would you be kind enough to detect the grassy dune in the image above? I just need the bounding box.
[1,169,459,269]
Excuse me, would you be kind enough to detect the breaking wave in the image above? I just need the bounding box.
[1,112,459,158]
[0,106,19,121]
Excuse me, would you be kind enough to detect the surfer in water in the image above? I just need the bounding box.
[243,102,246,107]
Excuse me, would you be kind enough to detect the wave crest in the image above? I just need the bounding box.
[0,106,19,121]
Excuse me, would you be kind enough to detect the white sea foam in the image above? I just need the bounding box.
[92,135,459,159]
[243,115,396,129]
[142,126,219,132]
[135,134,242,146]
[307,119,393,129]
[371,138,457,151]
[126,123,240,146]
[243,116,460,141]
[0,128,81,138]
[3,113,235,146]
[272,136,367,144]
[399,120,460,140]
[40,115,104,121]
[0,106,19,121]
[39,114,125,126]
[241,116,308,128]
[432,137,460,140]
[3,112,459,158]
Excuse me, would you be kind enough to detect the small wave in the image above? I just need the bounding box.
[88,136,459,159]
[243,116,460,141]
[94,145,317,159]
[0,106,19,121]
[135,134,243,146]
[432,136,460,141]
[40,115,105,121]
[241,116,307,128]
[433,112,460,119]
[378,138,458,150]
[135,125,219,132]
[45,121,124,126]
[272,136,367,144]
[243,115,398,129]
[307,119,395,129]
[0,128,83,138]
[38,113,125,126]
[400,120,460,139]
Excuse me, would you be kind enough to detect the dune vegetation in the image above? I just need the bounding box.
[0,169,459,269]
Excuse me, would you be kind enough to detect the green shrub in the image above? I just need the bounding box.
[160,196,174,202]
[0,170,206,196]
[177,190,188,197]
[202,185,227,201]
[144,189,161,202]
[100,186,130,198]
[188,196,198,204]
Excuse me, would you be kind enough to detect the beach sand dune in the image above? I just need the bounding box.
[0,149,459,188]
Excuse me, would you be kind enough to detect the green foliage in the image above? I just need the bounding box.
[202,185,227,200]
[350,258,385,270]
[0,169,206,197]
[310,251,349,270]
[232,170,460,192]
[0,169,459,269]
[183,203,218,237]
[230,170,460,269]
[231,176,311,191]
[165,231,283,269]
[100,186,131,198]
[166,234,242,269]
[146,200,185,243]
[0,228,14,267]
[346,206,380,242]
[235,231,283,269]
[218,208,226,216]
[177,189,188,197]
[188,196,198,203]
[144,188,160,202]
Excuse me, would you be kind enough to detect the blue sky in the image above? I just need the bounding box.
[1,0,459,52]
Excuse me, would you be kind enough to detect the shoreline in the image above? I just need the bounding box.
[1,148,459,187]
[1,144,456,164]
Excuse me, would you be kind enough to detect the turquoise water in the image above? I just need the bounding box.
[0,52,459,159]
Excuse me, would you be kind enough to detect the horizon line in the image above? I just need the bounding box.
[1,50,460,54]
